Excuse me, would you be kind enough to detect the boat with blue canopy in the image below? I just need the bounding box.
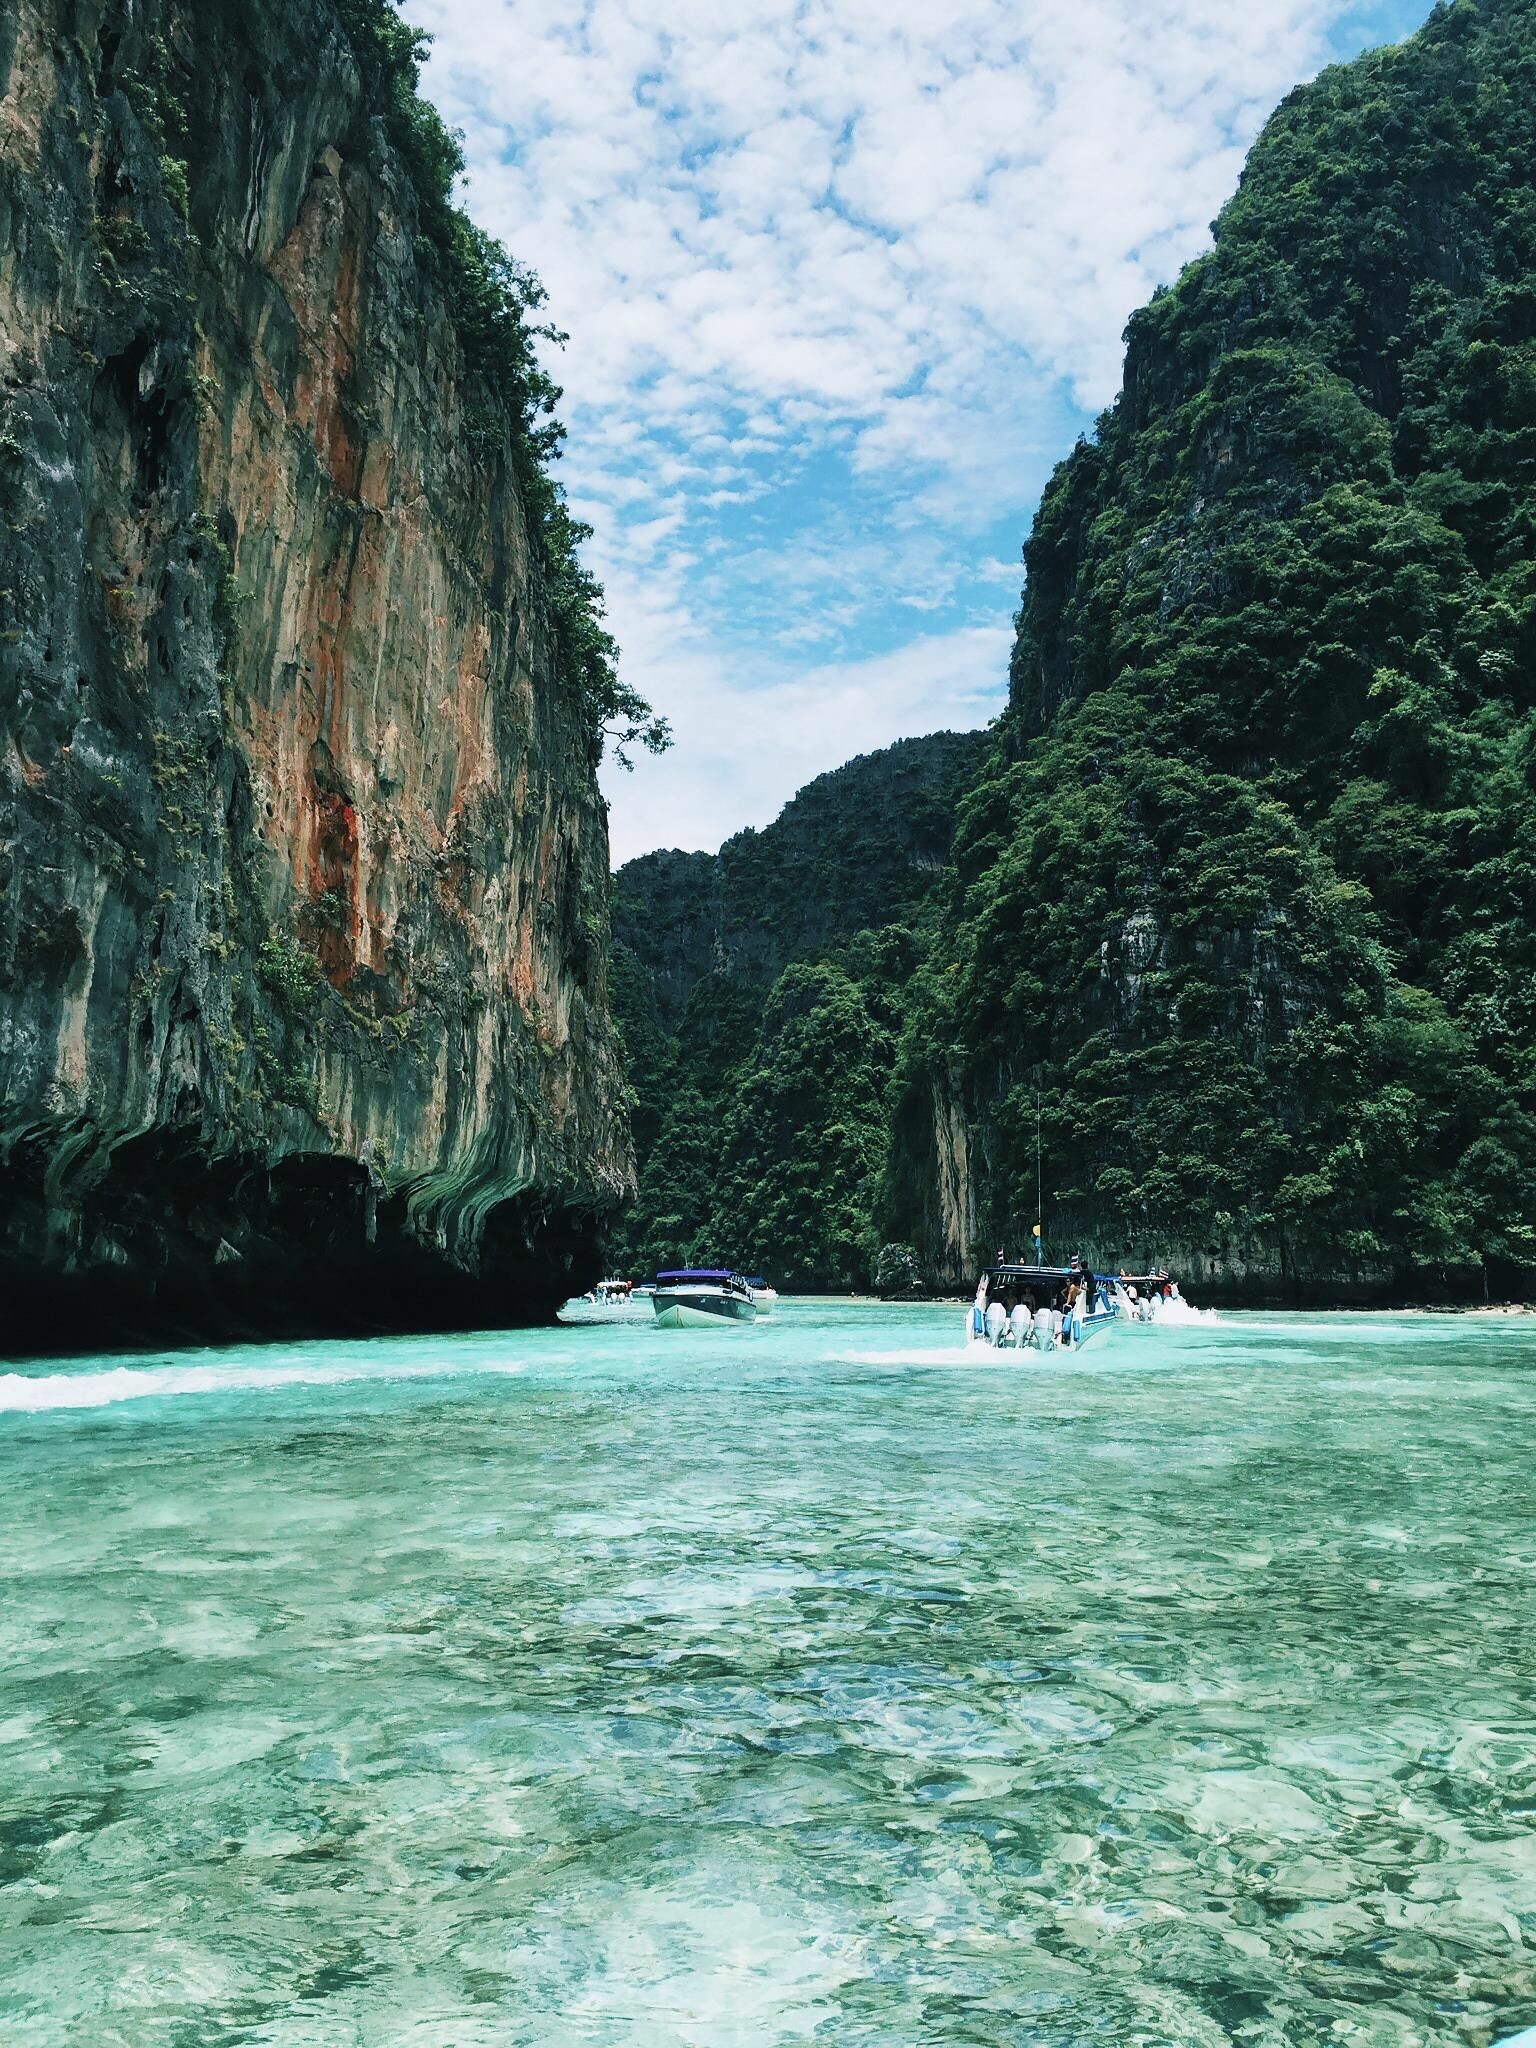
[965,1261,1120,1352]
[652,1268,757,1328]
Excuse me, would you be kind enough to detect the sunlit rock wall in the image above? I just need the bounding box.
[0,0,631,1348]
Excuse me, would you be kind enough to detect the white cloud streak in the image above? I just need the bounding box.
[409,0,1424,862]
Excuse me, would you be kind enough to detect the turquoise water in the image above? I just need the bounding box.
[2,1303,1535,2047]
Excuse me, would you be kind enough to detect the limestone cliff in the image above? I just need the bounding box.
[614,733,979,1031]
[607,733,979,1285]
[0,0,632,1349]
[887,0,1536,1304]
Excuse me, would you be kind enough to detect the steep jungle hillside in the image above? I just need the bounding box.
[0,0,659,1349]
[891,0,1536,1301]
[608,732,978,1288]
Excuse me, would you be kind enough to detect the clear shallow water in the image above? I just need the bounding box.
[2,1305,1534,2048]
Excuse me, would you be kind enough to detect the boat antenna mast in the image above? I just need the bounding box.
[1033,1085,1043,1266]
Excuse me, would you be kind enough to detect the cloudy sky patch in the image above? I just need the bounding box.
[413,0,1430,861]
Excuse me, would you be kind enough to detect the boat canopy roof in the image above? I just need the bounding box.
[655,1268,742,1283]
[984,1263,1099,1283]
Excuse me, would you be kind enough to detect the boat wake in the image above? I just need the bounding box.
[852,1346,1103,1370]
[0,1355,527,1414]
[852,1347,981,1368]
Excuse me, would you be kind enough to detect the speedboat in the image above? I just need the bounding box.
[964,1262,1120,1353]
[1146,1279,1206,1324]
[652,1269,757,1328]
[556,1279,654,1326]
[1111,1273,1166,1321]
[1112,1273,1205,1323]
[745,1277,779,1315]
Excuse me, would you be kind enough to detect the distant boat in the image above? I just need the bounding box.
[745,1277,779,1315]
[1153,1281,1205,1324]
[1111,1272,1167,1321]
[964,1262,1120,1352]
[556,1279,654,1326]
[1113,1273,1204,1323]
[652,1269,757,1328]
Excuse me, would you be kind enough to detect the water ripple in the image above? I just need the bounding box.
[1,1304,1534,2044]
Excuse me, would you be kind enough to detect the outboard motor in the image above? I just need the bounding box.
[1009,1303,1031,1348]
[984,1300,1008,1346]
[1033,1306,1055,1351]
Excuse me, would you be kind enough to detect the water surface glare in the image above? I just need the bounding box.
[2,1304,1534,2046]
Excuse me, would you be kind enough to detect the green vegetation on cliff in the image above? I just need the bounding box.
[335,0,667,767]
[610,0,1536,1302]
[896,0,1536,1297]
[607,734,977,1287]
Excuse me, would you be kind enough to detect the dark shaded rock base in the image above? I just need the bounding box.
[0,1141,595,1357]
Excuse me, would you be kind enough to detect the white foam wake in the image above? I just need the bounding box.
[851,1348,1021,1369]
[1143,1303,1223,1326]
[0,1356,526,1413]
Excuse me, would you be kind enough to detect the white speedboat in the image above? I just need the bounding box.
[557,1280,654,1326]
[1113,1273,1207,1323]
[652,1269,757,1328]
[745,1277,779,1315]
[1111,1273,1164,1322]
[1151,1281,1208,1324]
[964,1262,1119,1353]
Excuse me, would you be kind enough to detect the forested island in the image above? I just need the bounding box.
[4,0,1534,1342]
[612,0,1536,1306]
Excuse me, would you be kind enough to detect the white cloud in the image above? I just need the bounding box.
[408,0,1426,861]
[598,619,1015,865]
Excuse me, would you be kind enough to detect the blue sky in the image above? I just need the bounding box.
[414,0,1434,863]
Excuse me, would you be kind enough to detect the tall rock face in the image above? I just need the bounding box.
[614,732,978,1031]
[891,0,1536,1302]
[0,0,631,1349]
[609,733,979,1286]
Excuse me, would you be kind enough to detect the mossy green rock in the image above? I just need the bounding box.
[893,0,1536,1301]
[0,0,630,1348]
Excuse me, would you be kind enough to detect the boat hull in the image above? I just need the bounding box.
[653,1288,757,1328]
[964,1307,1120,1352]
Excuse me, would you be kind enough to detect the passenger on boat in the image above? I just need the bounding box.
[1067,1256,1095,1324]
